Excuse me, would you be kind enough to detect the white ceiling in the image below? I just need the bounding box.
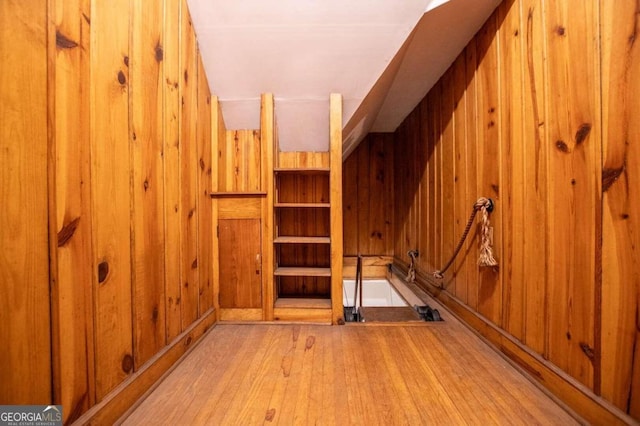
[187,0,501,153]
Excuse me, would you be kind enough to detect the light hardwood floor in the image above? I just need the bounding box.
[123,319,577,424]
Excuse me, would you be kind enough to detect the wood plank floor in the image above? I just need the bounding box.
[123,320,576,424]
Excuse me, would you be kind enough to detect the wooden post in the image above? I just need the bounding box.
[330,93,344,324]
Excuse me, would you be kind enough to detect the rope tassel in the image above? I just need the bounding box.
[476,198,498,267]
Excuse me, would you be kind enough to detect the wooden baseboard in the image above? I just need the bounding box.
[391,260,635,426]
[73,308,217,425]
[273,307,332,323]
[219,308,262,321]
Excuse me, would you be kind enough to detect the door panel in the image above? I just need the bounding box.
[218,219,262,308]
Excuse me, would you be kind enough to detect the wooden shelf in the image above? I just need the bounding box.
[274,298,332,309]
[274,236,330,244]
[274,267,331,277]
[274,167,330,174]
[274,202,330,208]
[210,191,267,198]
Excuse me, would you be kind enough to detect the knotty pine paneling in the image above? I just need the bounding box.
[342,133,394,257]
[164,0,182,343]
[521,0,548,356]
[51,0,95,420]
[388,0,639,420]
[0,0,213,419]
[197,55,214,315]
[544,0,599,390]
[600,0,640,415]
[0,0,51,405]
[90,0,134,400]
[218,130,262,192]
[179,0,199,330]
[130,0,167,369]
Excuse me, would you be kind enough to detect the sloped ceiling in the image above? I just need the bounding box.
[188,0,501,154]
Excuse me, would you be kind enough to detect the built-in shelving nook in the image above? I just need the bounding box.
[211,93,343,324]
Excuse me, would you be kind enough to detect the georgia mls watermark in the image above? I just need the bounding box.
[0,406,62,426]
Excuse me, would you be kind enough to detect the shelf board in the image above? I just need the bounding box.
[274,236,330,244]
[274,202,330,208]
[274,167,330,174]
[210,191,267,198]
[274,298,332,309]
[274,267,331,277]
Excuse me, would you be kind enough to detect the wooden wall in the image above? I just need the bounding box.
[389,0,639,421]
[1,0,215,423]
[0,0,51,405]
[342,133,395,257]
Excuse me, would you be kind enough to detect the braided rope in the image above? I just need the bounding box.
[433,197,497,280]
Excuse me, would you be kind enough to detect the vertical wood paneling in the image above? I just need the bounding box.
[544,0,599,388]
[51,0,95,418]
[431,85,443,275]
[499,0,525,341]
[356,139,371,254]
[374,134,394,256]
[219,219,262,308]
[179,0,199,329]
[441,72,455,291]
[0,0,51,404]
[197,56,213,315]
[91,0,134,400]
[394,122,409,262]
[163,0,182,343]
[475,14,502,326]
[521,0,548,356]
[342,148,359,256]
[211,96,227,314]
[131,0,166,369]
[452,54,468,303]
[600,0,640,415]
[418,98,431,272]
[342,134,394,257]
[464,43,480,311]
[219,130,261,192]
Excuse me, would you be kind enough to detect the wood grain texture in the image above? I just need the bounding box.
[211,95,226,315]
[330,93,344,324]
[385,0,639,419]
[475,13,502,326]
[452,53,469,304]
[261,94,275,321]
[219,219,263,308]
[179,0,199,329]
[0,0,51,405]
[124,323,577,424]
[130,0,166,369]
[544,0,599,389]
[464,43,480,312]
[498,0,525,342]
[50,0,95,420]
[521,0,547,356]
[600,0,640,415]
[163,0,182,343]
[90,0,134,400]
[219,130,261,192]
[342,133,394,256]
[196,55,213,315]
[74,309,216,426]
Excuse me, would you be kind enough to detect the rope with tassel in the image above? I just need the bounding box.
[406,197,497,284]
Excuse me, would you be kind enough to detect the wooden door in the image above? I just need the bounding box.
[218,219,262,308]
